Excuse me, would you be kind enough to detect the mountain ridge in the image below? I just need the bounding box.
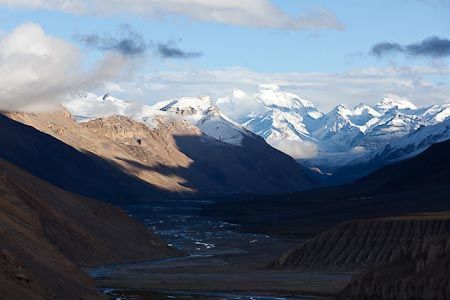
[7,108,315,196]
[64,87,450,183]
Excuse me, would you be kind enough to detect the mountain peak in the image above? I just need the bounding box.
[232,89,248,98]
[63,92,131,121]
[256,85,315,110]
[331,104,352,116]
[152,96,252,146]
[353,103,381,117]
[376,95,417,112]
[155,96,213,116]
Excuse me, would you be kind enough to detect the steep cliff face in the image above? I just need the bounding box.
[0,159,179,300]
[273,215,450,272]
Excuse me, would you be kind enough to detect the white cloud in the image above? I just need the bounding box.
[0,23,136,111]
[0,0,344,30]
[216,89,264,120]
[102,82,125,93]
[114,66,450,112]
[269,139,318,159]
[0,0,86,13]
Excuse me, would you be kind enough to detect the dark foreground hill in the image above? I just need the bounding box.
[0,158,179,300]
[273,214,450,300]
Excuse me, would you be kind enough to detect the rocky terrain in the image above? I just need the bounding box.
[8,109,315,197]
[0,158,179,300]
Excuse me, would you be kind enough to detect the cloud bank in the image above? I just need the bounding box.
[371,36,450,58]
[0,23,133,112]
[0,0,344,30]
[116,66,450,112]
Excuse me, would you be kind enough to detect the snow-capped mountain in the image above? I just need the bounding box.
[64,87,450,180]
[64,93,255,147]
[330,118,450,184]
[217,85,323,158]
[215,86,450,174]
[374,95,418,112]
[62,92,316,193]
[64,92,132,121]
[151,96,255,146]
[372,118,450,164]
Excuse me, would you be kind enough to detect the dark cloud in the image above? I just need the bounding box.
[406,36,450,57]
[371,36,450,58]
[76,25,202,59]
[371,42,404,57]
[157,42,202,59]
[76,25,148,56]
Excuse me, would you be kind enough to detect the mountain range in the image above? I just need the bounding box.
[64,86,450,184]
[217,85,450,178]
[9,105,314,198]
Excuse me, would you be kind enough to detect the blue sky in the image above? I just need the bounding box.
[0,0,449,111]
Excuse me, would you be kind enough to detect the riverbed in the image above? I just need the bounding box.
[87,200,351,299]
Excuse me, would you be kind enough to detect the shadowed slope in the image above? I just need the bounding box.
[0,159,179,300]
[173,133,315,194]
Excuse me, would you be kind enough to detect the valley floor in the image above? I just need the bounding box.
[87,200,352,299]
[89,256,351,299]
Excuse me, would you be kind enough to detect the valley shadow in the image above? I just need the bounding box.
[205,140,450,239]
[116,133,316,197]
